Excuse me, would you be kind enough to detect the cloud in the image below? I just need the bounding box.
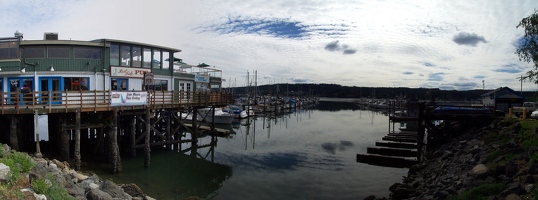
[403,72,414,75]
[289,77,309,83]
[493,64,524,74]
[452,32,487,46]
[324,40,357,55]
[428,73,445,81]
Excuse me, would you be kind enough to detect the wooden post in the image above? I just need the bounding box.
[34,111,42,158]
[110,109,122,173]
[75,110,81,171]
[130,116,136,157]
[417,103,425,162]
[60,117,70,162]
[10,116,18,151]
[144,107,151,168]
[166,111,171,150]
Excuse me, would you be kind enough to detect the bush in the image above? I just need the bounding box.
[451,183,504,200]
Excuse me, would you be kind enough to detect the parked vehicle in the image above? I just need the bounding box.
[512,102,538,117]
[531,110,538,119]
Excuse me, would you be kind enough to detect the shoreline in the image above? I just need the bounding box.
[365,118,538,199]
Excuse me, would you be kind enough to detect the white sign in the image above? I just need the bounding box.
[111,66,151,78]
[110,91,147,106]
[195,74,209,83]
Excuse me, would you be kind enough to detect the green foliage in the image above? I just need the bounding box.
[516,10,538,84]
[450,183,504,200]
[31,178,49,194]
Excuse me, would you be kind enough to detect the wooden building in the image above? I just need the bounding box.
[480,87,524,112]
[0,31,233,173]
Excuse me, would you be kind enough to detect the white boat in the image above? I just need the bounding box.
[197,107,235,124]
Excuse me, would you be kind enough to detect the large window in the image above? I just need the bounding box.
[110,44,120,65]
[111,78,128,91]
[120,45,130,66]
[48,47,69,58]
[74,47,101,59]
[154,80,168,91]
[162,51,170,70]
[142,48,151,68]
[132,46,141,67]
[23,46,45,58]
[153,50,161,69]
[64,77,89,90]
[0,41,18,60]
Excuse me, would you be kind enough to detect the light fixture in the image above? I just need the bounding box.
[49,65,54,72]
[0,67,2,72]
[21,66,26,73]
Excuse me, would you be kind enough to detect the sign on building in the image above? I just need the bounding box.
[110,91,147,106]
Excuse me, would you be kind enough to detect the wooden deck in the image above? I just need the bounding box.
[0,90,234,114]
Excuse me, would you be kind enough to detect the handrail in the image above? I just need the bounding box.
[0,90,234,114]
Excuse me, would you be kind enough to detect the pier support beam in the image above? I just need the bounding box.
[144,107,151,168]
[130,116,136,157]
[110,109,122,173]
[60,118,70,162]
[10,116,18,151]
[75,110,81,171]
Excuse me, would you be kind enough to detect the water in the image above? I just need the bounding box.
[84,101,408,199]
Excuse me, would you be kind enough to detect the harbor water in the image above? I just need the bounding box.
[83,101,408,199]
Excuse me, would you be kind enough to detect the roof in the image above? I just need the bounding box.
[92,39,181,53]
[480,87,524,99]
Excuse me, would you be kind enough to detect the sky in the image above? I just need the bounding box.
[1,0,538,91]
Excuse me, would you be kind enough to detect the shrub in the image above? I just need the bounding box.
[451,183,504,200]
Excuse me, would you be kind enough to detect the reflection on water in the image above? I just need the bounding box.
[85,101,407,200]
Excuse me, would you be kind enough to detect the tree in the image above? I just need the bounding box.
[516,10,538,84]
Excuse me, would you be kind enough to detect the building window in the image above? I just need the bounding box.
[110,44,120,65]
[111,78,128,91]
[0,41,18,60]
[120,45,130,66]
[132,46,141,67]
[153,50,161,69]
[142,48,151,68]
[162,51,170,70]
[64,77,89,90]
[23,46,45,58]
[48,46,69,58]
[74,47,101,59]
[186,83,191,91]
[154,80,168,91]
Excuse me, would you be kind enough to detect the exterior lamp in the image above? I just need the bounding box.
[49,65,54,72]
[21,66,26,73]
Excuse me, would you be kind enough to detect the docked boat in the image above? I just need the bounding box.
[197,107,235,124]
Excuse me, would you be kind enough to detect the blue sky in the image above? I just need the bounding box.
[1,0,538,90]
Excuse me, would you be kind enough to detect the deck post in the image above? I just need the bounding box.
[417,103,425,162]
[75,109,81,171]
[110,109,122,173]
[166,111,171,150]
[60,117,70,162]
[130,116,136,157]
[9,116,19,151]
[34,110,42,158]
[144,107,151,168]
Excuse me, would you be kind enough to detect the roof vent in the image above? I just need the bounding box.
[44,32,58,40]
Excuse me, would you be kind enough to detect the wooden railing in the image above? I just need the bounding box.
[0,90,234,114]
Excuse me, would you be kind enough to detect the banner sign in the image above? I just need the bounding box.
[111,66,151,78]
[110,91,147,106]
[194,74,209,83]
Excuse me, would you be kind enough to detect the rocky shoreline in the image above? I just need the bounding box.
[0,144,153,200]
[366,118,538,200]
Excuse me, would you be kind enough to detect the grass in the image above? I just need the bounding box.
[450,183,504,200]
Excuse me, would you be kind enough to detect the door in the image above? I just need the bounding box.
[7,77,34,105]
[40,77,62,104]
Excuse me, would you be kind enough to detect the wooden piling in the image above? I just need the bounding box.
[130,116,136,157]
[144,107,151,168]
[60,117,70,162]
[166,111,171,150]
[75,110,81,171]
[10,116,18,151]
[110,109,122,173]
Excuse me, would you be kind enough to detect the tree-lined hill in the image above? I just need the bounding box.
[228,83,538,102]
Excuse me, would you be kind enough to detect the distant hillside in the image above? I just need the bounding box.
[227,83,538,102]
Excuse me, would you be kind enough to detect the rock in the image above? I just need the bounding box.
[363,195,376,200]
[528,164,538,174]
[524,184,534,193]
[500,183,525,196]
[101,180,132,199]
[0,163,10,181]
[390,187,416,199]
[505,193,521,200]
[87,188,113,200]
[122,183,146,198]
[470,164,488,179]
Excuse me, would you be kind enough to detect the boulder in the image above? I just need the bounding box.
[470,164,488,179]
